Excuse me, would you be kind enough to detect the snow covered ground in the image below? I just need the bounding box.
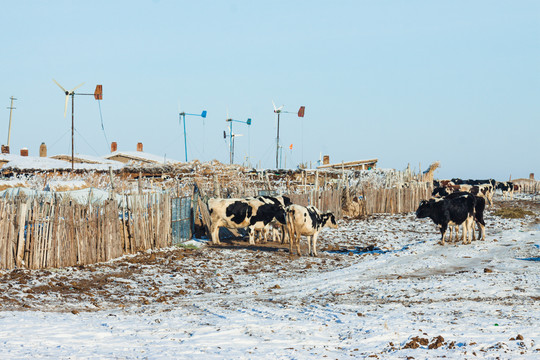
[0,197,538,359]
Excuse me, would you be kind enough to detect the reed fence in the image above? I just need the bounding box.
[0,193,172,270]
[0,178,434,270]
[360,183,433,215]
[287,189,343,219]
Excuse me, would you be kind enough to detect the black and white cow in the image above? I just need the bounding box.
[286,204,338,256]
[416,193,476,245]
[443,192,486,241]
[208,197,287,245]
[433,183,493,206]
[459,184,494,206]
[250,195,292,242]
[496,181,514,200]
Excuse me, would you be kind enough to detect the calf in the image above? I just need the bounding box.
[286,204,337,256]
[416,193,476,245]
[208,197,286,245]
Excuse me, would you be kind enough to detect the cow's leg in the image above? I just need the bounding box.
[440,224,447,245]
[463,216,474,244]
[461,220,468,244]
[469,216,475,243]
[248,226,255,245]
[210,223,221,245]
[311,233,319,257]
[262,226,269,243]
[478,221,485,241]
[281,224,289,244]
[296,232,302,256]
[272,226,280,243]
[287,223,295,254]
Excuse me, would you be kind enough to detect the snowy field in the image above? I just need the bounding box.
[0,196,538,359]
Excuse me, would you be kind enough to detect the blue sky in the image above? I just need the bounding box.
[1,1,538,180]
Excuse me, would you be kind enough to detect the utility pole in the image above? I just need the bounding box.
[6,96,16,147]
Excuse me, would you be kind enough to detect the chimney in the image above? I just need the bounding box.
[530,173,535,180]
[39,142,47,157]
[20,148,28,157]
[1,145,9,154]
[137,142,143,152]
[111,142,117,152]
[323,155,330,165]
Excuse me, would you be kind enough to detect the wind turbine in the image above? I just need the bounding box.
[225,109,251,164]
[178,108,207,162]
[272,100,305,169]
[53,79,102,169]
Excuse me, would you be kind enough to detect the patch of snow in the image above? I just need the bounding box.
[0,204,538,358]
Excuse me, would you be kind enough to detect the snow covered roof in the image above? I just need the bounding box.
[51,154,125,166]
[0,153,125,172]
[104,151,180,165]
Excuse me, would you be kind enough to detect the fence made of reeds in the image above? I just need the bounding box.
[360,182,433,215]
[0,193,172,270]
[287,189,343,219]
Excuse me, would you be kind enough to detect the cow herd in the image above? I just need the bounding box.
[208,195,337,256]
[206,178,519,256]
[417,178,519,245]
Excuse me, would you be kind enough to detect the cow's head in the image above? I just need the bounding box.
[432,187,449,198]
[282,196,292,207]
[416,200,431,218]
[323,212,338,229]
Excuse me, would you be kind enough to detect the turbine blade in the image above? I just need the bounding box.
[53,79,66,93]
[64,94,69,117]
[272,100,277,111]
[70,82,85,93]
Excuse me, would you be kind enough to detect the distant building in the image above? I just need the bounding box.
[317,158,378,171]
[103,142,178,165]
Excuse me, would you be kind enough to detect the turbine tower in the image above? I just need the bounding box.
[178,109,207,162]
[273,101,305,169]
[53,79,103,169]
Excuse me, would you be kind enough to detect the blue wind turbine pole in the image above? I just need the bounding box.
[179,110,207,162]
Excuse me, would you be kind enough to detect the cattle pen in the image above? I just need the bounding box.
[0,164,439,270]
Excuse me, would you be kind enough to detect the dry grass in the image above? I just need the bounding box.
[494,207,535,219]
[0,184,27,191]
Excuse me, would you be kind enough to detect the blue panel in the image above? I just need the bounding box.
[171,196,192,245]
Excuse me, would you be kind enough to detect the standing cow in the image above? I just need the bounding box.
[443,192,486,242]
[208,197,286,245]
[286,204,338,256]
[252,195,292,243]
[416,193,476,245]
